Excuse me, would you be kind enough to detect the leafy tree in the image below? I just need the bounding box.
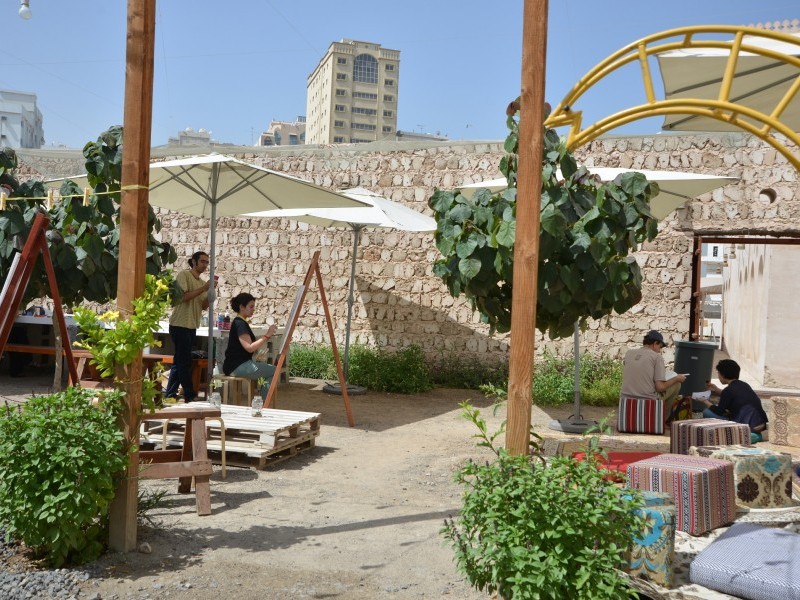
[0,126,176,308]
[429,102,659,339]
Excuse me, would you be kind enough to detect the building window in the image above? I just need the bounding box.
[337,57,347,65]
[353,91,378,100]
[335,89,346,96]
[336,73,347,80]
[384,79,395,86]
[383,110,393,117]
[352,122,376,131]
[382,126,392,133]
[274,131,282,145]
[352,107,377,115]
[712,246,719,257]
[350,138,371,143]
[353,53,378,84]
[289,134,298,145]
[333,136,345,142]
[334,120,345,127]
[385,64,395,71]
[335,104,346,112]
[384,94,394,102]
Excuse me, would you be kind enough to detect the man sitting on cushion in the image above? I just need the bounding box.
[701,358,768,443]
[621,330,687,429]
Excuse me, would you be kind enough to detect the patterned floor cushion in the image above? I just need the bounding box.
[690,522,800,599]
[626,453,736,535]
[689,445,795,508]
[618,395,664,434]
[671,418,751,454]
[624,491,676,588]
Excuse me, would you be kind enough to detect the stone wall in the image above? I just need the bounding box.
[15,132,800,367]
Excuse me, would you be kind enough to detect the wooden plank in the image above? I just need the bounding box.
[139,460,213,479]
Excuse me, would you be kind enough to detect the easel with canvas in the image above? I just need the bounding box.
[0,212,78,384]
[265,250,355,427]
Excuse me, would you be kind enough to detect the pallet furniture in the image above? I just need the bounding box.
[626,453,736,536]
[670,418,751,454]
[689,444,794,508]
[139,405,221,516]
[142,402,321,470]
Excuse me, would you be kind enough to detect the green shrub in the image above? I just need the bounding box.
[430,352,508,390]
[524,352,623,407]
[0,387,129,566]
[348,344,432,394]
[443,404,644,599]
[288,343,336,379]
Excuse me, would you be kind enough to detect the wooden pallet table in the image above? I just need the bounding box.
[142,402,321,470]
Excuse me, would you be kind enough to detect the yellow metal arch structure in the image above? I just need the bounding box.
[544,26,800,169]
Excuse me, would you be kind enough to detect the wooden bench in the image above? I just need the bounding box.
[139,405,221,516]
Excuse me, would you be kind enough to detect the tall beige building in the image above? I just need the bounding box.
[306,39,399,145]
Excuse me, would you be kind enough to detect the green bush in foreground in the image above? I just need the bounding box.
[0,387,129,566]
[443,404,644,599]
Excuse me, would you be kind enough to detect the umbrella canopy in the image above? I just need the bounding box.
[458,167,738,219]
[49,154,369,382]
[247,187,437,387]
[657,31,800,133]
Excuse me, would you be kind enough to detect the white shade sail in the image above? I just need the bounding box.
[458,167,737,220]
[657,31,800,133]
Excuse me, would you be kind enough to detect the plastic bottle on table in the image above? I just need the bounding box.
[209,388,222,408]
[223,313,231,330]
[251,395,263,417]
[216,313,224,329]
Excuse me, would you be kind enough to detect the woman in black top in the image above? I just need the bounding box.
[222,292,278,400]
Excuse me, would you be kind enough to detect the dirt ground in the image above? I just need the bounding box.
[78,380,507,600]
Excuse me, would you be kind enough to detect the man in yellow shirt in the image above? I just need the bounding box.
[165,251,213,402]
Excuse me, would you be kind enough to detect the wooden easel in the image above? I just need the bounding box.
[265,250,355,427]
[0,213,78,384]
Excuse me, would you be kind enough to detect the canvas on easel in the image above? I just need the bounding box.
[0,212,78,384]
[265,250,355,427]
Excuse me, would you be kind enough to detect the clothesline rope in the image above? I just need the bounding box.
[0,184,148,210]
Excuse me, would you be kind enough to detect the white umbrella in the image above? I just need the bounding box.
[459,167,738,219]
[49,154,369,380]
[459,168,736,432]
[657,31,800,133]
[247,187,437,392]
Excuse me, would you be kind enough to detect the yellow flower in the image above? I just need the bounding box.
[99,310,120,323]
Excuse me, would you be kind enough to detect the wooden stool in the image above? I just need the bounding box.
[213,375,257,406]
[139,405,221,516]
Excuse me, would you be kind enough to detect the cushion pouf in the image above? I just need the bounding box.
[626,453,736,535]
[690,522,800,599]
[670,418,751,455]
[624,491,676,588]
[618,395,664,434]
[689,445,795,508]
[572,451,662,482]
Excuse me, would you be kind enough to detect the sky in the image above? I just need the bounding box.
[2,0,797,149]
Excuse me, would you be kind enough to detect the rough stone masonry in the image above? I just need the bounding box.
[16,130,799,367]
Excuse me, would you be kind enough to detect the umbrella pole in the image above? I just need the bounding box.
[206,200,217,396]
[343,225,361,381]
[548,321,597,434]
[322,225,366,396]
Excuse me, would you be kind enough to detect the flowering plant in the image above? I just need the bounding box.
[73,274,172,409]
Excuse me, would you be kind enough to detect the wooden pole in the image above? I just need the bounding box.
[506,0,548,455]
[108,0,156,552]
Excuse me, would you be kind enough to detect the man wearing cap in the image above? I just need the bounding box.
[621,330,687,428]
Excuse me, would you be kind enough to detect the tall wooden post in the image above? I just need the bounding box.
[506,0,548,455]
[108,0,156,551]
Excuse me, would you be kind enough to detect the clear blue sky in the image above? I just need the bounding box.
[3,1,797,148]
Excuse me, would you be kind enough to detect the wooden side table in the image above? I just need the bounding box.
[139,405,221,516]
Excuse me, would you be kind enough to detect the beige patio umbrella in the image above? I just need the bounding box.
[49,154,370,377]
[247,187,437,394]
[459,167,738,219]
[459,167,736,432]
[657,31,800,133]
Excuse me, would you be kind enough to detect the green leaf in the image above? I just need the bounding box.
[456,236,479,259]
[495,220,515,248]
[459,257,481,279]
